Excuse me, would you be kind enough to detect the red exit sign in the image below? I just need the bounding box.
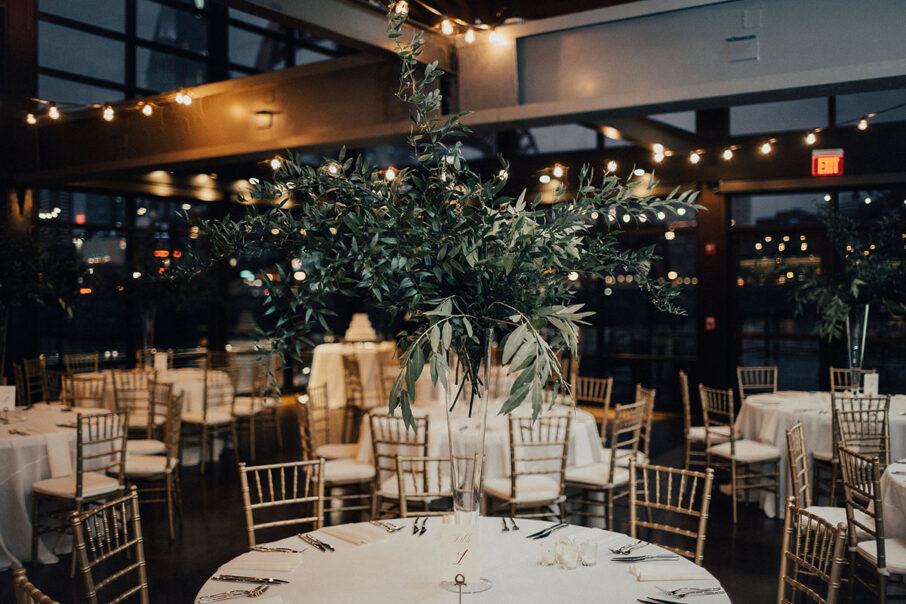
[811,148,844,176]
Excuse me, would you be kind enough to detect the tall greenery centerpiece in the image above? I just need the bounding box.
[793,204,906,390]
[189,12,698,586]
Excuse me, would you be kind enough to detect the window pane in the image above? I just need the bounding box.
[731,192,825,227]
[137,47,207,91]
[295,47,334,67]
[837,188,906,222]
[38,74,125,106]
[230,26,285,70]
[730,97,827,136]
[137,0,207,54]
[39,21,125,84]
[39,0,125,32]
[836,88,906,126]
[738,339,820,391]
[38,189,126,226]
[228,8,272,29]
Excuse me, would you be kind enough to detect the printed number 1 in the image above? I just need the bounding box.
[454,549,469,565]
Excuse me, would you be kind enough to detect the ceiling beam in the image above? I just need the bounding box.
[216,0,454,72]
[583,116,704,152]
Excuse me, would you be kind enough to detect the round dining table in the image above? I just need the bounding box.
[0,403,109,570]
[735,390,906,518]
[195,517,729,603]
[881,462,906,539]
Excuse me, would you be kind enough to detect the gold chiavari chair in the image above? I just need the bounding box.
[484,414,571,521]
[206,349,236,370]
[22,356,48,405]
[700,384,781,524]
[233,359,283,461]
[680,370,730,470]
[829,366,877,394]
[136,348,173,370]
[111,369,156,432]
[566,400,646,529]
[238,459,325,548]
[628,460,714,566]
[377,345,401,406]
[572,375,612,437]
[63,352,98,375]
[61,374,106,409]
[182,367,239,473]
[341,354,367,443]
[837,446,905,603]
[370,412,429,518]
[303,385,358,460]
[785,422,850,532]
[126,380,171,456]
[297,396,374,522]
[70,485,150,604]
[396,455,454,518]
[13,362,26,406]
[31,411,128,567]
[123,392,184,539]
[628,384,656,467]
[736,365,778,401]
[777,496,847,604]
[13,568,60,604]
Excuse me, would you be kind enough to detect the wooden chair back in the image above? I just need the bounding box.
[64,353,98,375]
[13,362,26,405]
[369,412,429,487]
[573,376,612,437]
[136,348,173,370]
[62,375,106,409]
[679,370,693,436]
[22,356,48,404]
[13,568,60,604]
[202,367,238,421]
[396,455,454,517]
[606,400,647,483]
[829,366,877,393]
[507,414,571,502]
[206,350,236,370]
[75,411,128,499]
[785,422,812,508]
[777,496,847,604]
[71,486,150,604]
[341,354,366,442]
[377,345,401,406]
[111,369,154,417]
[238,460,324,548]
[148,381,173,439]
[635,384,656,459]
[737,366,778,399]
[699,385,737,453]
[629,461,714,566]
[832,393,890,469]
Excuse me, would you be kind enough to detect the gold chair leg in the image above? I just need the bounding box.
[683,439,691,470]
[731,460,738,524]
[249,416,256,462]
[166,474,176,540]
[31,495,40,564]
[200,426,208,474]
[606,489,614,531]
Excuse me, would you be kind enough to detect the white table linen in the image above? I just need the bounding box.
[882,462,906,538]
[0,404,108,570]
[79,368,228,416]
[196,517,729,603]
[735,390,906,517]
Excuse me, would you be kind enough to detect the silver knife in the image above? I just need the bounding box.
[531,524,568,540]
[298,534,325,551]
[526,522,566,539]
[211,574,288,584]
[611,554,681,562]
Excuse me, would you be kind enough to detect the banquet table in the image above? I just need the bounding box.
[76,367,230,416]
[195,517,729,604]
[355,403,604,483]
[736,390,906,517]
[881,461,906,539]
[0,403,110,570]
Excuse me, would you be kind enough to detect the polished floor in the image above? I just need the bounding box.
[0,408,882,603]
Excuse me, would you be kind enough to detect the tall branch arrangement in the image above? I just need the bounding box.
[188,11,699,427]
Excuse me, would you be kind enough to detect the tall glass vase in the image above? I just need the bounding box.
[845,304,869,394]
[441,330,492,593]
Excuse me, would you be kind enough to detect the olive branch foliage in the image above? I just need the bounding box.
[186,10,699,428]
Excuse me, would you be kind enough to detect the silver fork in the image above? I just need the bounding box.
[655,586,723,598]
[419,516,428,536]
[608,539,645,554]
[248,585,270,598]
[509,517,519,531]
[197,585,269,603]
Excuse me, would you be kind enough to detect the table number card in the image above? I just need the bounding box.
[153,352,169,371]
[864,373,879,395]
[0,386,14,412]
[440,522,480,584]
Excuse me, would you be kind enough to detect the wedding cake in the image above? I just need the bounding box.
[344,313,377,342]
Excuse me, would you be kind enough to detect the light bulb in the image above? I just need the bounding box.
[722,148,734,161]
[488,29,500,44]
[270,158,281,170]
[497,169,508,179]
[440,19,454,35]
[26,113,37,125]
[622,214,631,223]
[677,208,687,216]
[864,197,871,205]
[652,143,664,154]
[656,211,666,220]
[760,142,772,155]
[132,271,142,279]
[393,0,408,15]
[249,178,259,186]
[327,163,338,175]
[142,104,153,116]
[552,165,564,178]
[664,231,675,241]
[539,174,551,184]
[464,28,475,43]
[653,152,665,163]
[102,104,115,121]
[606,161,617,172]
[689,152,701,164]
[858,118,868,131]
[386,167,396,181]
[824,193,831,202]
[805,132,817,145]
[567,271,579,281]
[293,271,307,281]
[48,104,60,120]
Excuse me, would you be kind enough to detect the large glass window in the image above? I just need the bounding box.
[38,0,126,32]
[38,21,126,84]
[137,47,207,91]
[137,0,207,53]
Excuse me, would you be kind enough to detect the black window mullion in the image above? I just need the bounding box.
[135,38,207,61]
[37,67,129,93]
[125,0,137,98]
[37,12,127,41]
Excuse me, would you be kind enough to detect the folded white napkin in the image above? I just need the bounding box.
[318,523,389,546]
[221,551,303,574]
[864,373,880,395]
[629,563,712,582]
[44,431,73,478]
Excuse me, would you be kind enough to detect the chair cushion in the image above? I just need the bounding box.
[812,450,834,462]
[315,443,360,460]
[806,506,874,541]
[232,396,276,417]
[127,412,164,429]
[857,537,906,575]
[182,410,233,425]
[565,463,630,488]
[707,439,780,463]
[127,439,166,456]
[33,472,121,499]
[687,425,732,443]
[483,475,562,504]
[123,455,178,477]
[324,459,375,484]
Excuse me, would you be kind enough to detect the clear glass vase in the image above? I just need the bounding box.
[440,331,492,594]
[845,304,869,394]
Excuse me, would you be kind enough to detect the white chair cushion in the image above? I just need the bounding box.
[483,475,562,504]
[127,412,163,429]
[687,425,732,443]
[127,439,166,456]
[33,472,121,499]
[232,396,276,417]
[324,459,375,484]
[857,537,906,575]
[182,410,233,425]
[812,450,833,462]
[565,463,630,488]
[315,443,360,460]
[123,455,178,477]
[707,439,780,463]
[806,506,874,541]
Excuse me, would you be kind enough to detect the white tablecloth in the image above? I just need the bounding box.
[355,403,603,483]
[195,517,729,603]
[0,404,109,570]
[80,368,226,416]
[881,462,906,538]
[736,390,906,517]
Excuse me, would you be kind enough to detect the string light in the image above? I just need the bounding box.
[497,169,508,179]
[270,157,281,170]
[633,168,645,176]
[824,193,831,202]
[606,160,617,172]
[393,0,409,15]
[488,29,500,44]
[652,143,664,154]
[805,131,817,145]
[440,19,454,35]
[760,142,772,155]
[857,118,868,130]
[622,214,631,223]
[567,271,579,281]
[102,104,115,122]
[552,165,564,178]
[689,151,701,164]
[175,91,192,106]
[48,103,60,120]
[26,113,37,125]
[464,28,475,43]
[677,208,687,216]
[722,148,734,160]
[653,152,665,163]
[386,167,397,181]
[539,174,551,184]
[664,231,675,241]
[141,104,153,116]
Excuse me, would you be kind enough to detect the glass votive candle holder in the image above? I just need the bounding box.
[579,540,597,566]
[540,544,556,566]
[556,541,580,570]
